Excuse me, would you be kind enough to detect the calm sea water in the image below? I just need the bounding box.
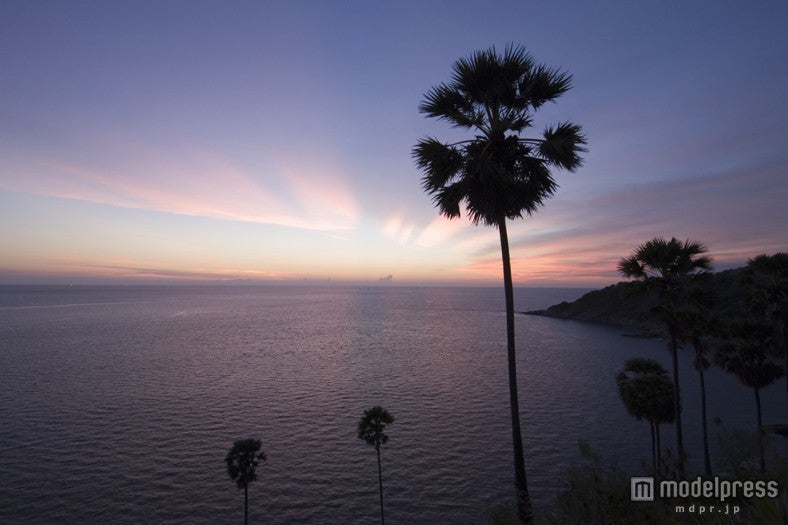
[0,285,784,524]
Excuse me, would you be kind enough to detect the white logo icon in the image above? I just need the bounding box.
[631,477,655,501]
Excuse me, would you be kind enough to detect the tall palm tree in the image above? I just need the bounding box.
[618,237,712,476]
[413,44,585,525]
[675,281,716,477]
[357,406,394,525]
[742,253,788,399]
[715,319,784,473]
[616,358,675,474]
[226,438,266,525]
[684,310,714,477]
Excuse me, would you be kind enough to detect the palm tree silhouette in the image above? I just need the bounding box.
[226,438,266,525]
[616,358,675,474]
[715,319,784,472]
[357,406,394,525]
[618,237,712,476]
[676,302,715,476]
[412,44,586,524]
[742,253,788,399]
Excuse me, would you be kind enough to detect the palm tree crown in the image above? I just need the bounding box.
[616,358,675,474]
[616,358,675,425]
[618,237,712,294]
[357,406,394,449]
[413,44,586,226]
[226,438,266,525]
[226,439,266,489]
[716,320,784,391]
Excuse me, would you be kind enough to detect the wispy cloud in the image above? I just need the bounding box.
[443,161,788,284]
[527,162,788,267]
[382,212,416,245]
[90,264,283,281]
[0,148,361,233]
[279,162,360,231]
[414,215,467,247]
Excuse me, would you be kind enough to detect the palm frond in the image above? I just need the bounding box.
[501,43,535,76]
[501,108,532,133]
[418,83,480,129]
[452,48,512,107]
[511,156,558,214]
[677,239,713,273]
[518,64,572,109]
[433,181,465,220]
[618,256,646,278]
[539,122,587,170]
[413,138,464,192]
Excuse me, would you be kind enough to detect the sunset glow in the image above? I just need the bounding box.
[1,2,786,286]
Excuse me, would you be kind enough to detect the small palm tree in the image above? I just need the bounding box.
[618,236,712,476]
[616,358,675,474]
[357,406,394,525]
[715,320,784,472]
[413,44,585,525]
[226,438,266,525]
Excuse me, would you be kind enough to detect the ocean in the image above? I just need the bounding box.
[0,285,784,524]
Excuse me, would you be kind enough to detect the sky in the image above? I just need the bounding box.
[1,1,786,286]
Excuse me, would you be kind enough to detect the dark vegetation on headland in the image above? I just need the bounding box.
[523,266,754,335]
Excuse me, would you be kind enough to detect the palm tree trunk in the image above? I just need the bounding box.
[649,421,656,473]
[669,327,685,477]
[244,484,248,525]
[782,322,787,400]
[498,218,533,525]
[755,387,765,473]
[699,367,712,476]
[656,424,662,476]
[376,445,385,525]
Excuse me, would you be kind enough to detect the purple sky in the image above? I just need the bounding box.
[1,1,786,285]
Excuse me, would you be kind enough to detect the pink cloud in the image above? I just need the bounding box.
[414,215,468,247]
[278,163,360,231]
[0,149,360,233]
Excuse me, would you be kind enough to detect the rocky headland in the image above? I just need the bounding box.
[522,267,751,336]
